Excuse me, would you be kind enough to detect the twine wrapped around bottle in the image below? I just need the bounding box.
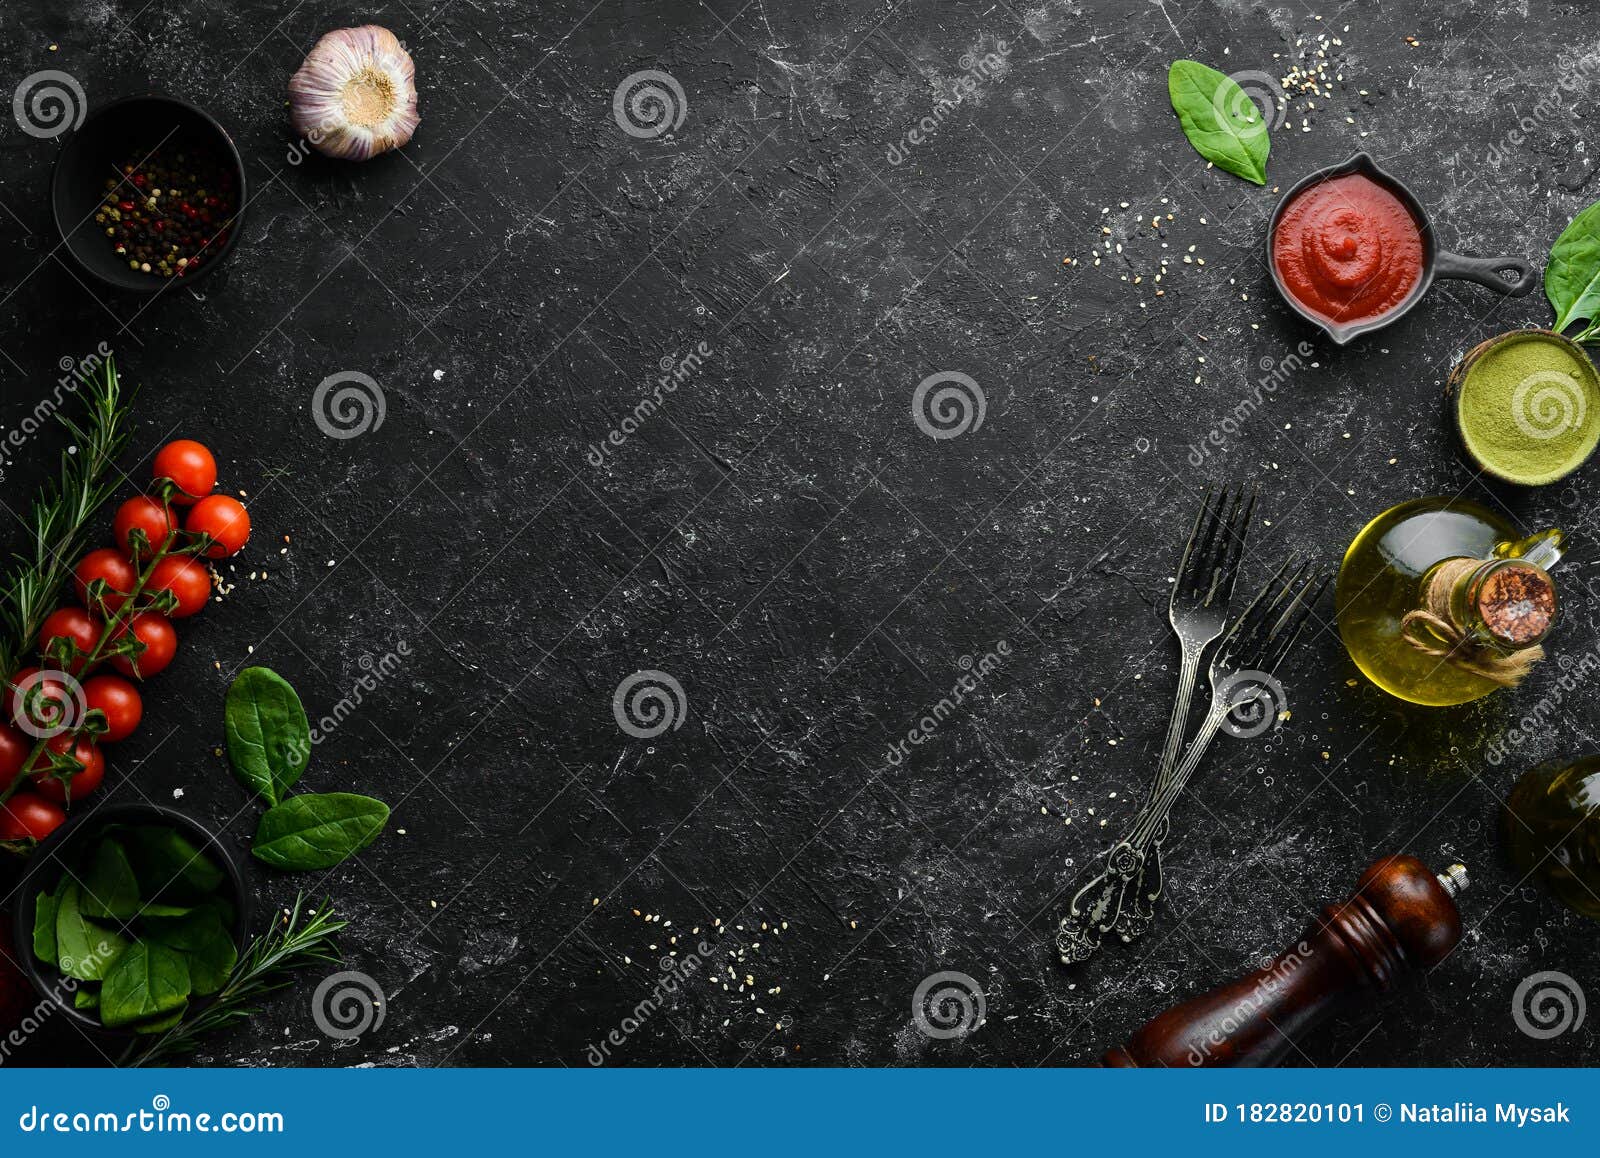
[1399,557,1545,687]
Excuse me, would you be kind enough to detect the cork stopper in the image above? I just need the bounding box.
[1475,562,1555,645]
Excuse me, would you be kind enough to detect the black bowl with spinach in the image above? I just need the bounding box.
[10,804,248,1036]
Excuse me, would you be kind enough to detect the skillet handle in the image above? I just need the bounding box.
[1435,250,1536,297]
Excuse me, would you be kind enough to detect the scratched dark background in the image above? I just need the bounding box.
[0,0,1596,1067]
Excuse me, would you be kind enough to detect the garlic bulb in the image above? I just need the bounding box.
[289,25,419,161]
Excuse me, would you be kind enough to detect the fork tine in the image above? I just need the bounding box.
[1193,484,1237,601]
[1173,484,1214,599]
[1264,571,1330,668]
[1215,487,1257,605]
[1218,554,1297,655]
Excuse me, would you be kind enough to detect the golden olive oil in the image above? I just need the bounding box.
[1336,497,1554,706]
[1505,757,1600,920]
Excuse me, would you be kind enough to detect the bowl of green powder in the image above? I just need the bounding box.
[1450,329,1600,486]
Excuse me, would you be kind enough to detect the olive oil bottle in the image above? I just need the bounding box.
[1505,757,1600,919]
[1335,497,1564,706]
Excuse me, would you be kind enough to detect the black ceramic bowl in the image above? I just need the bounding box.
[9,803,249,1035]
[51,94,246,294]
[1267,151,1535,345]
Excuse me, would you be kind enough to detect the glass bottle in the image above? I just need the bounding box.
[1335,497,1564,706]
[1505,757,1600,919]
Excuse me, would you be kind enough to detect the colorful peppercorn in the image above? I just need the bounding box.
[95,142,238,279]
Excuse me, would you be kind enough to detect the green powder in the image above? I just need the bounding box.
[1456,331,1600,486]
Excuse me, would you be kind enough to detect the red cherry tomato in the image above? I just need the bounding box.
[38,606,102,672]
[185,495,250,558]
[29,734,104,803]
[114,495,175,558]
[5,667,77,734]
[109,612,177,678]
[145,555,211,618]
[83,674,142,743]
[0,793,65,842]
[73,548,138,614]
[0,723,27,791]
[152,439,217,505]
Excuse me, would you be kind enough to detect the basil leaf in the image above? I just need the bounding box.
[1167,59,1270,185]
[99,941,191,1029]
[54,882,129,981]
[78,839,141,921]
[146,908,237,996]
[74,987,100,1011]
[122,825,225,902]
[252,792,389,870]
[32,888,59,963]
[130,1006,188,1035]
[225,667,312,806]
[1546,198,1600,337]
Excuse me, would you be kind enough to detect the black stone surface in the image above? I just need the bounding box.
[0,0,1597,1067]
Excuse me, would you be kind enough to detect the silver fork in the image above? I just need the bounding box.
[1058,554,1324,965]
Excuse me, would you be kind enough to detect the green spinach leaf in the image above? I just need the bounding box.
[146,908,237,996]
[122,825,225,902]
[225,667,312,806]
[1167,60,1270,185]
[54,882,128,981]
[1546,198,1600,339]
[252,793,389,870]
[78,839,140,921]
[131,1006,188,1035]
[32,887,60,962]
[73,987,100,1010]
[99,941,191,1030]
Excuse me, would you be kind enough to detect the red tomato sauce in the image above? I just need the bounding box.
[1272,173,1424,324]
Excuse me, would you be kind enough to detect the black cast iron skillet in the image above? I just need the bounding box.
[9,803,249,1037]
[51,94,247,294]
[1267,151,1535,345]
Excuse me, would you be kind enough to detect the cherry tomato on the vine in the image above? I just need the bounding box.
[152,439,217,506]
[83,674,142,743]
[28,734,104,803]
[38,606,102,673]
[73,548,138,614]
[5,667,76,733]
[146,555,211,618]
[108,612,177,679]
[113,495,175,558]
[185,495,250,559]
[0,723,28,791]
[0,793,65,842]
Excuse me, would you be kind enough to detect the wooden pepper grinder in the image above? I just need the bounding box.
[1104,855,1468,1067]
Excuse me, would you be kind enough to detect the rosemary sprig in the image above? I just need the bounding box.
[120,895,346,1068]
[0,357,133,681]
